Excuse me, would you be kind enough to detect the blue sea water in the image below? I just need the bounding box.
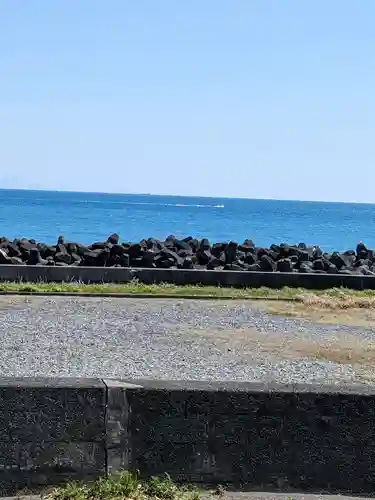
[0,189,375,252]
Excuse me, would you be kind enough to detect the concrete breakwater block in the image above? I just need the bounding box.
[0,234,374,276]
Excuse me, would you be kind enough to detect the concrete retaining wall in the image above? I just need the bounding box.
[0,265,375,289]
[2,378,375,495]
[0,377,106,494]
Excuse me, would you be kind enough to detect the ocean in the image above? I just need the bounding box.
[0,189,374,252]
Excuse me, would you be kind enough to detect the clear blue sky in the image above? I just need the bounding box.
[0,1,374,202]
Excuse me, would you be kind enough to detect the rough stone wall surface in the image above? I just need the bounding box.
[2,379,375,495]
[0,378,106,495]
[110,382,375,494]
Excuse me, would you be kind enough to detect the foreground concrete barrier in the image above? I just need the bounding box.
[0,378,106,494]
[0,265,375,289]
[1,378,375,495]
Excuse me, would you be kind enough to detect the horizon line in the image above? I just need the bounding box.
[0,187,374,206]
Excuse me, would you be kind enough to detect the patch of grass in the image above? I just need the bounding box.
[47,472,200,500]
[1,279,375,310]
[47,481,89,500]
[0,279,285,298]
[89,472,140,499]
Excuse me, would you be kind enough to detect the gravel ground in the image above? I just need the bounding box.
[0,296,374,383]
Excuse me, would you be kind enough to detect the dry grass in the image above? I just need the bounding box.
[282,336,375,366]
[279,334,375,383]
[201,327,375,383]
[196,327,375,367]
[256,330,375,382]
[261,300,375,327]
[296,291,375,309]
